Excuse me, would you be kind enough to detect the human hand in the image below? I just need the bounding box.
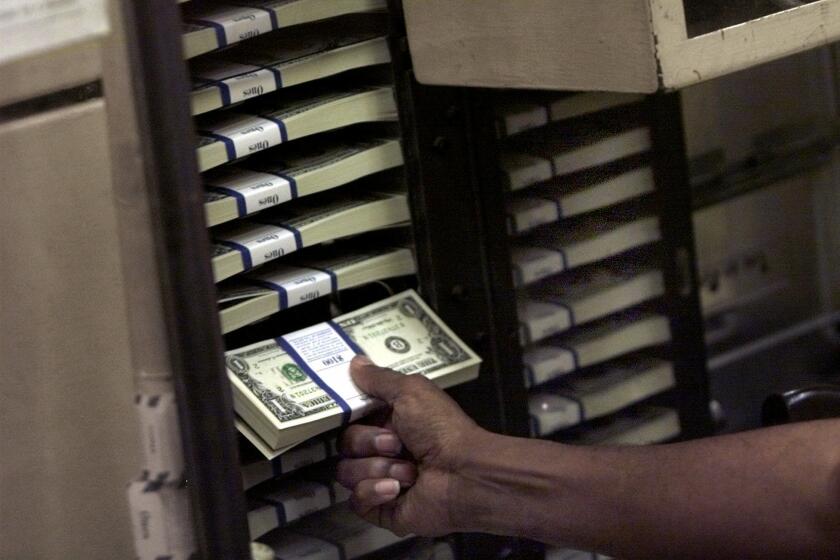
[336,355,486,536]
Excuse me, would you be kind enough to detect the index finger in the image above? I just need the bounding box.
[351,356,406,405]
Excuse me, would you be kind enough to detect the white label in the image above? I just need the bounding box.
[0,0,109,64]
[512,248,565,286]
[213,116,284,159]
[220,224,298,267]
[200,6,274,44]
[523,346,576,387]
[531,396,582,435]
[256,267,333,309]
[280,323,370,420]
[504,105,548,135]
[513,200,559,233]
[270,483,331,522]
[135,393,184,480]
[222,69,279,104]
[207,169,293,216]
[519,302,571,345]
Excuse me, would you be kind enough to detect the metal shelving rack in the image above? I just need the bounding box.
[113,1,712,558]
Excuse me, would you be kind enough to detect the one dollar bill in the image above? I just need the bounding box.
[227,290,481,456]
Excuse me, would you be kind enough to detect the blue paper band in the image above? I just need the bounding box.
[540,196,565,221]
[218,240,253,271]
[258,222,302,252]
[557,391,586,424]
[271,456,284,478]
[276,333,352,426]
[557,344,580,372]
[216,81,232,107]
[552,299,576,326]
[248,5,279,29]
[207,186,247,217]
[189,18,228,48]
[308,266,339,295]
[554,247,569,271]
[524,363,535,387]
[250,279,289,310]
[271,501,287,526]
[529,415,540,437]
[259,170,298,199]
[327,321,365,355]
[258,64,284,90]
[257,114,289,143]
[200,131,236,162]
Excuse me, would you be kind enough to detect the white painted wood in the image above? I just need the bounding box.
[655,0,840,89]
[404,0,840,92]
[403,0,660,93]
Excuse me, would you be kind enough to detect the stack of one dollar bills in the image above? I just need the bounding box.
[227,290,481,458]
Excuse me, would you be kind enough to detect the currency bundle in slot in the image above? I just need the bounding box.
[529,358,675,437]
[259,503,409,559]
[517,264,664,346]
[502,117,651,191]
[182,0,386,59]
[248,477,350,539]
[196,83,397,172]
[190,15,390,115]
[228,290,481,456]
[219,243,416,333]
[204,131,403,227]
[211,187,409,282]
[566,406,681,447]
[523,312,672,388]
[506,161,655,235]
[241,433,338,490]
[511,215,661,287]
[496,92,645,137]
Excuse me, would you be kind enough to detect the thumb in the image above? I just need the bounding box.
[350,355,406,405]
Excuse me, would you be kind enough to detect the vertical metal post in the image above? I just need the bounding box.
[648,92,715,439]
[117,1,252,557]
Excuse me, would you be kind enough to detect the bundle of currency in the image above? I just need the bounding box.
[181,0,386,59]
[259,503,409,559]
[210,188,409,282]
[522,312,672,388]
[506,162,655,234]
[528,358,675,436]
[218,244,416,333]
[227,290,481,457]
[203,132,403,227]
[568,406,680,447]
[196,84,397,172]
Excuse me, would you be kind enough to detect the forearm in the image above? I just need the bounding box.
[452,420,840,559]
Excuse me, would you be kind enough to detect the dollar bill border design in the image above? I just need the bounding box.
[338,297,470,374]
[226,347,338,423]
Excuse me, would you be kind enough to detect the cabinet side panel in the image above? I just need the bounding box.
[0,100,139,560]
[404,0,659,92]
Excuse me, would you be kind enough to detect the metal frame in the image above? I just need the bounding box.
[118,1,251,557]
[648,92,715,439]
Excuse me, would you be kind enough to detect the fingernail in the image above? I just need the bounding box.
[389,463,414,482]
[353,355,374,367]
[374,433,402,455]
[374,479,400,497]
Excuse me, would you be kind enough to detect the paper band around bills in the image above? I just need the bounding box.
[217,223,302,271]
[276,322,367,426]
[201,115,288,162]
[207,169,297,218]
[188,6,277,48]
[250,267,337,310]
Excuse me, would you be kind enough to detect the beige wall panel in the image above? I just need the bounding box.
[0,100,138,559]
[0,40,103,108]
